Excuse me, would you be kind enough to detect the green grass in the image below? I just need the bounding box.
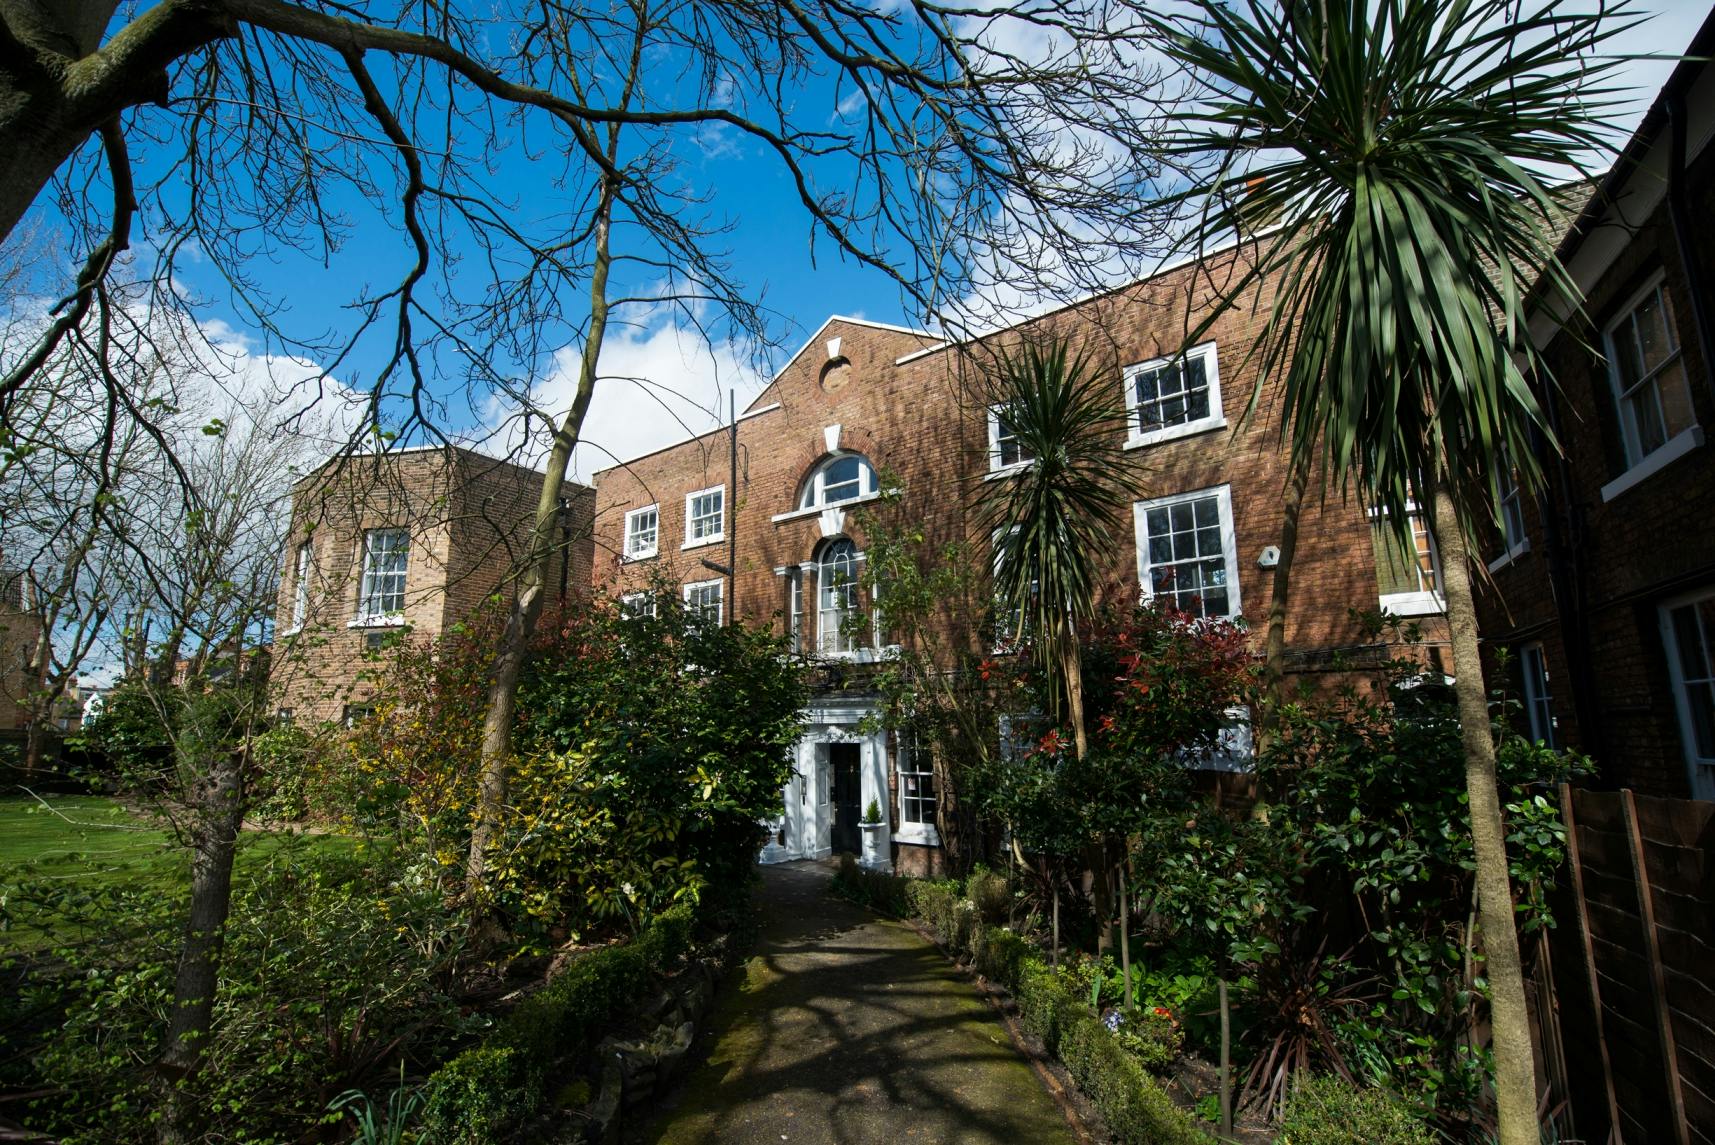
[0,794,354,949]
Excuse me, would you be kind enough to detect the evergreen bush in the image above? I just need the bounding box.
[1276,1075,1435,1145]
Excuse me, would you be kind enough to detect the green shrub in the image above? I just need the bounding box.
[9,844,468,1145]
[1276,1075,1434,1145]
[1015,962,1082,1052]
[419,903,697,1144]
[1057,1004,1209,1144]
[971,925,1030,992]
[1110,1005,1183,1072]
[965,866,1012,924]
[894,881,1207,1145]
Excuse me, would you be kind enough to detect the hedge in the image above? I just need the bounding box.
[889,877,1210,1145]
[419,903,695,1142]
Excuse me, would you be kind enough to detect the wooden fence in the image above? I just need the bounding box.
[1549,786,1715,1144]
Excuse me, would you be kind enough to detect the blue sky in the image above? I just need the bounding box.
[34,1,1715,481]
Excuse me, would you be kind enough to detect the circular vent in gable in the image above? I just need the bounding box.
[818,356,853,394]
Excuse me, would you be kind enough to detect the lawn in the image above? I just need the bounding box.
[0,793,353,948]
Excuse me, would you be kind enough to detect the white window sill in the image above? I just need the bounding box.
[1486,539,1531,574]
[1379,591,1445,617]
[1600,425,1704,503]
[280,625,303,638]
[982,461,1033,482]
[810,644,899,664]
[895,823,940,847]
[622,549,658,563]
[771,491,884,523]
[682,535,725,551]
[1125,417,1228,451]
[348,615,407,629]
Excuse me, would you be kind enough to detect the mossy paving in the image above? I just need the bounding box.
[641,862,1077,1145]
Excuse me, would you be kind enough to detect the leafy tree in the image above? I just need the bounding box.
[1143,2,1628,1138]
[857,485,1034,871]
[338,590,805,939]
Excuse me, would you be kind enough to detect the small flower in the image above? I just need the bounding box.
[1103,1009,1124,1032]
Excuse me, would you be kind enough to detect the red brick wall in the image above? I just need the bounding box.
[594,255,1444,674]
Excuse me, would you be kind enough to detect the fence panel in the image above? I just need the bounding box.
[1558,787,1715,1145]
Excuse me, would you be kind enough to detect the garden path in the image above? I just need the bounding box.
[641,861,1079,1145]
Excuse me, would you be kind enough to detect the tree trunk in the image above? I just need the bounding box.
[1118,862,1132,1009]
[1051,878,1060,968]
[1060,623,1088,759]
[156,745,246,1145]
[1259,458,1310,754]
[1219,976,1233,1138]
[465,182,614,901]
[1430,485,1539,1145]
[23,718,51,773]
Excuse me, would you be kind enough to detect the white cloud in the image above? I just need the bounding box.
[477,314,768,482]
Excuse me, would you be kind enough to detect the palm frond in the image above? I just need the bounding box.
[974,337,1139,688]
[1144,0,1634,533]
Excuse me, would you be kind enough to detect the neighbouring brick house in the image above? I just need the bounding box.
[0,568,44,734]
[591,241,1455,875]
[1477,13,1715,802]
[270,446,595,724]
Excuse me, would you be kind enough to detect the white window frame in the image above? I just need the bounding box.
[1519,642,1556,749]
[1133,484,1243,619]
[1488,449,1531,570]
[1372,503,1445,617]
[623,504,660,561]
[798,453,878,511]
[1661,587,1715,801]
[354,527,408,625]
[683,485,725,548]
[986,405,1034,474]
[895,734,940,846]
[683,578,724,625]
[786,567,805,653]
[1599,273,1704,502]
[817,539,864,655]
[620,590,657,620]
[289,541,312,632]
[1123,341,1226,449]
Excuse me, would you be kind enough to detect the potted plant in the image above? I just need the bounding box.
[859,798,890,871]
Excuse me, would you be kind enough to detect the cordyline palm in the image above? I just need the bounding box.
[976,337,1135,760]
[977,336,1136,958]
[1143,0,1629,1139]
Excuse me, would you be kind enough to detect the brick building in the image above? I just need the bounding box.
[1478,13,1715,801]
[271,446,595,724]
[592,242,1454,874]
[0,568,44,734]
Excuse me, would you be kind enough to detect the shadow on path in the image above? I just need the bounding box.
[639,862,1076,1145]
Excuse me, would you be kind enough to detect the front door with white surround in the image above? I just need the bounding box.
[764,698,892,869]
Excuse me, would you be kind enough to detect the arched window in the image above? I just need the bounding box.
[817,538,861,654]
[799,452,877,510]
